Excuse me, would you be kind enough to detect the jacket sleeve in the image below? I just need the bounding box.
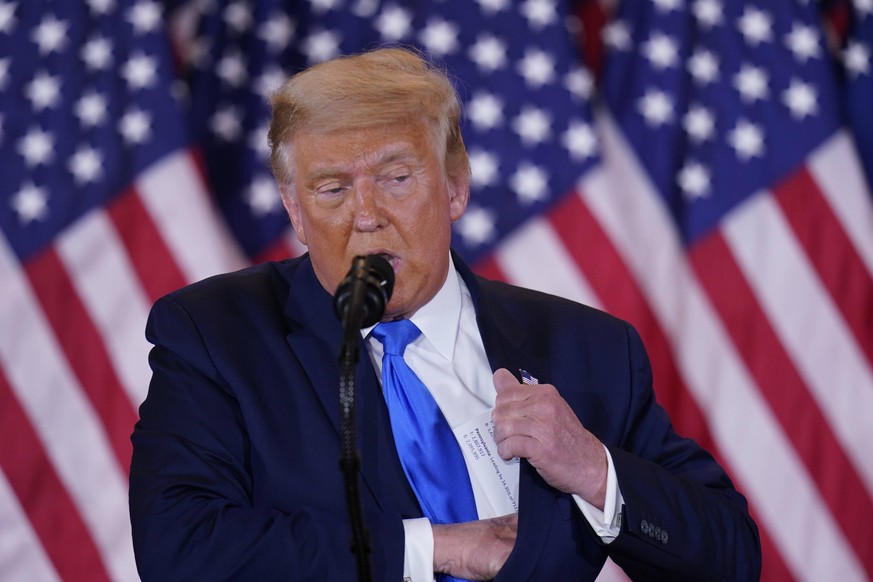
[604,323,762,581]
[129,295,405,582]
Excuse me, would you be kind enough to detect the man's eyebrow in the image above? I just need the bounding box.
[305,166,348,184]
[306,147,419,184]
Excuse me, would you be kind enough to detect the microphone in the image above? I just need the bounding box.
[333,255,395,329]
[333,255,394,582]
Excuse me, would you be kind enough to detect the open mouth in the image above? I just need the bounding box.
[368,252,397,270]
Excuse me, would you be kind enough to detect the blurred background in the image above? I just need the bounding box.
[0,0,871,580]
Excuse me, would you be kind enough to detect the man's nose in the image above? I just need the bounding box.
[352,182,385,232]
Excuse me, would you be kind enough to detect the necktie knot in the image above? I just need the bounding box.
[372,319,421,357]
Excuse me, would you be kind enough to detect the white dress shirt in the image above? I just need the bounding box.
[364,260,623,581]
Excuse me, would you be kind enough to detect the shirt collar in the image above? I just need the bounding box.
[408,259,461,361]
[363,258,462,362]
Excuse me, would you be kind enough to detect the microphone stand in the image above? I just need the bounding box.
[338,279,373,582]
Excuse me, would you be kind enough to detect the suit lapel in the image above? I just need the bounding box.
[282,258,420,516]
[454,256,557,580]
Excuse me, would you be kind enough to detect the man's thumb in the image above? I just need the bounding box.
[493,368,520,393]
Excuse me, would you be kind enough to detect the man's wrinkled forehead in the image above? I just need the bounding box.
[286,119,441,177]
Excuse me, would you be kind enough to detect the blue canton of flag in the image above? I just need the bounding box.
[0,0,187,262]
[601,0,840,245]
[841,0,873,189]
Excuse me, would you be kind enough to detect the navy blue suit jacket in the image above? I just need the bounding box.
[130,254,760,581]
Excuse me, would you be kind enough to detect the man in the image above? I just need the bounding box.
[130,48,761,581]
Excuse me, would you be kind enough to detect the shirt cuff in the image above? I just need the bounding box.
[402,517,434,582]
[572,444,624,543]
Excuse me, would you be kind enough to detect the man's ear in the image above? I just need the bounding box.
[447,171,470,222]
[280,185,308,246]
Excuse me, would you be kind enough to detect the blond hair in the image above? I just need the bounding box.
[268,47,470,188]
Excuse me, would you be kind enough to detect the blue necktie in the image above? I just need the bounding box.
[372,320,478,581]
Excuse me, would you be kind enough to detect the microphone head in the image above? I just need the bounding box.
[333,255,395,328]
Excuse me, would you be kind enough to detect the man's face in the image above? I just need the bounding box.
[281,120,469,321]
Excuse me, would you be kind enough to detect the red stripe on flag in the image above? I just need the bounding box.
[576,0,608,79]
[773,166,873,367]
[24,248,138,474]
[472,254,508,283]
[754,508,796,582]
[0,370,111,582]
[189,148,212,192]
[690,230,873,578]
[255,236,295,264]
[548,193,717,453]
[107,188,188,304]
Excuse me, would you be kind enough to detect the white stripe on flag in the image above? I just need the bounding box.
[0,470,59,582]
[588,112,866,581]
[594,558,631,582]
[723,191,873,493]
[137,150,246,284]
[494,217,602,308]
[56,210,153,409]
[808,131,873,277]
[0,237,138,582]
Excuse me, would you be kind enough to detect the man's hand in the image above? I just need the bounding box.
[491,368,607,509]
[432,514,517,580]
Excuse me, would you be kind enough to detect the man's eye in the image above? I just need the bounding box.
[392,175,409,183]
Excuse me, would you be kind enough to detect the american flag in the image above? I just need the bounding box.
[0,0,871,581]
[841,0,873,188]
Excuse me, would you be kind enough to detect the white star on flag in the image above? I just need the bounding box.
[122,52,158,89]
[684,105,716,142]
[455,205,497,246]
[17,128,55,167]
[638,89,674,126]
[693,0,724,28]
[25,71,62,110]
[512,106,552,146]
[510,162,549,204]
[520,0,557,29]
[467,92,504,131]
[68,146,104,185]
[783,79,818,119]
[737,7,773,45]
[119,108,152,144]
[678,161,711,199]
[517,49,555,87]
[643,33,679,69]
[11,181,50,223]
[81,36,113,71]
[469,35,508,72]
[75,92,108,128]
[418,18,459,56]
[258,14,295,52]
[469,149,500,188]
[31,15,68,55]
[728,119,765,159]
[785,23,820,62]
[734,64,769,102]
[688,49,720,84]
[127,0,161,34]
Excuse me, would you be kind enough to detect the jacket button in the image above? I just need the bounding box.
[652,526,660,539]
[660,530,669,544]
[640,520,649,535]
